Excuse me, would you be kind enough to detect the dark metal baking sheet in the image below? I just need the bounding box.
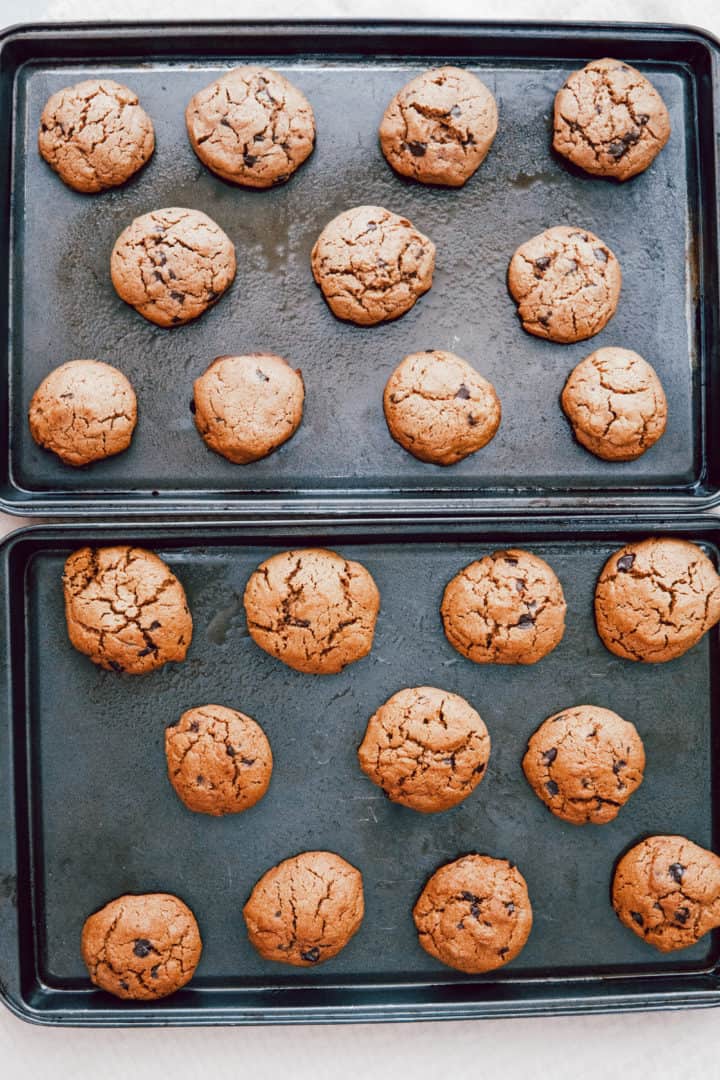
[0,21,718,517]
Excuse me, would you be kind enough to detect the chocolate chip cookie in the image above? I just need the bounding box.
[383,350,501,465]
[554,58,671,182]
[379,65,498,187]
[311,205,435,325]
[441,549,566,665]
[508,226,621,343]
[110,207,236,327]
[243,851,364,966]
[63,546,193,674]
[186,65,315,188]
[39,78,154,193]
[595,538,720,662]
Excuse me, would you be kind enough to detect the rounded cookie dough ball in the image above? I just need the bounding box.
[193,353,304,464]
[612,836,720,952]
[28,359,137,467]
[243,851,364,966]
[166,704,272,816]
[594,538,720,663]
[243,548,380,675]
[186,65,315,188]
[413,855,532,973]
[554,58,671,182]
[441,549,566,665]
[522,705,645,825]
[383,350,501,466]
[63,545,193,674]
[81,893,202,999]
[561,347,667,461]
[379,66,497,187]
[110,207,236,327]
[38,78,154,193]
[311,205,435,326]
[358,686,490,813]
[508,226,621,343]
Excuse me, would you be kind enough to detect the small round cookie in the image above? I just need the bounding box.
[63,546,193,674]
[110,207,236,327]
[383,350,501,466]
[28,359,137,467]
[561,347,667,461]
[166,704,272,816]
[193,353,304,464]
[413,855,533,973]
[311,205,435,326]
[358,686,490,813]
[508,226,621,343]
[379,66,498,187]
[186,66,315,188]
[243,548,380,675]
[441,549,566,665]
[522,705,645,825]
[243,851,364,966]
[554,58,671,182]
[81,893,202,999]
[39,78,154,193]
[595,538,720,663]
[612,836,720,952]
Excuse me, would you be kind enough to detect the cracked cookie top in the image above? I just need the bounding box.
[612,836,720,952]
[243,548,380,675]
[63,545,193,674]
[110,207,236,327]
[81,892,202,1000]
[186,66,315,188]
[379,65,497,187]
[441,548,566,665]
[193,353,304,464]
[413,855,532,974]
[508,225,621,343]
[561,346,667,461]
[38,78,154,193]
[522,705,645,825]
[594,537,720,663]
[311,205,435,326]
[28,359,137,467]
[554,58,671,182]
[358,686,490,813]
[243,850,364,967]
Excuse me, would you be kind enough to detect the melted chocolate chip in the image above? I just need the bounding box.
[455,384,471,400]
[517,613,534,627]
[630,910,644,926]
[546,780,559,796]
[301,947,321,963]
[407,141,427,157]
[133,939,152,958]
[616,553,636,572]
[669,863,685,884]
[542,747,558,764]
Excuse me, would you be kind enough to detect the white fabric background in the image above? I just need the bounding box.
[1,2,719,1075]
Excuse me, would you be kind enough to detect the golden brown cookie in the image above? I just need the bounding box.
[81,893,202,999]
[561,347,667,461]
[243,548,380,675]
[38,78,154,193]
[28,359,137,467]
[383,350,501,466]
[554,58,671,182]
[243,851,364,966]
[63,546,193,674]
[441,549,566,665]
[413,855,532,973]
[311,205,435,326]
[186,65,315,188]
[358,686,490,813]
[522,705,645,825]
[379,66,497,187]
[508,226,621,343]
[612,836,720,952]
[110,207,236,327]
[165,704,272,816]
[594,538,720,662]
[193,353,304,464]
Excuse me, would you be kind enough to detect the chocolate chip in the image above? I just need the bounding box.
[226,745,236,757]
[133,939,152,958]
[455,384,471,400]
[675,907,690,924]
[462,134,475,147]
[190,720,199,733]
[467,414,478,427]
[241,757,256,766]
[470,903,481,919]
[504,555,519,565]
[616,554,636,572]
[542,747,557,764]
[637,113,649,125]
[613,759,626,775]
[170,290,185,304]
[506,902,515,913]
[630,910,644,926]
[288,618,311,628]
[190,398,196,413]
[461,891,480,903]
[498,947,509,957]
[151,965,160,979]
[158,253,167,265]
[150,621,161,631]
[254,132,264,142]
[108,660,124,673]
[538,312,551,326]
[301,947,320,963]
[220,117,231,127]
[546,780,559,796]
[474,762,486,775]
[153,270,164,281]
[669,863,685,884]
[120,980,129,991]
[196,774,204,785]
[137,646,154,657]
[517,613,534,627]
[243,153,257,167]
[594,247,608,263]
[451,105,462,117]
[534,256,551,272]
[407,141,427,157]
